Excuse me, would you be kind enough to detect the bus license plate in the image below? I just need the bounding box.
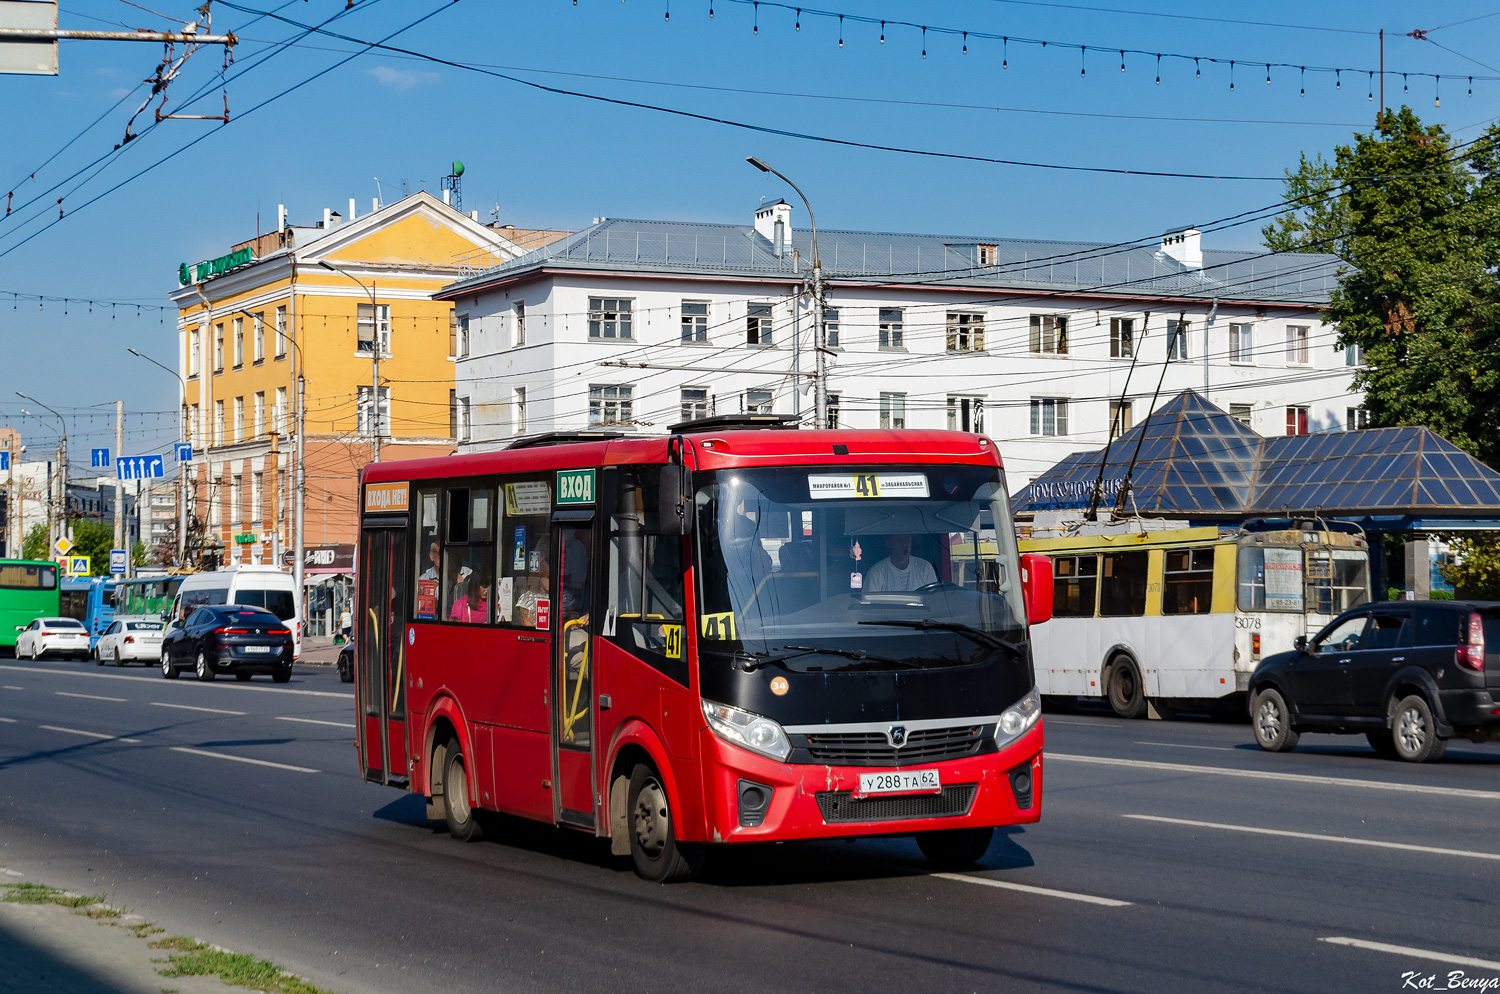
[858,769,941,796]
[243,645,271,654]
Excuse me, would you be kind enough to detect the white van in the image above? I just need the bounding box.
[170,566,302,659]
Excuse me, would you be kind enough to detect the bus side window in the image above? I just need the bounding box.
[605,467,688,685]
[497,475,552,629]
[1162,548,1214,615]
[443,487,495,625]
[1051,555,1098,617]
[414,488,441,620]
[1099,551,1149,616]
[1237,546,1266,611]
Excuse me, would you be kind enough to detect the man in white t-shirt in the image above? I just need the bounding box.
[865,533,938,592]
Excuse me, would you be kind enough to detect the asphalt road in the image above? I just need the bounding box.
[0,655,1497,994]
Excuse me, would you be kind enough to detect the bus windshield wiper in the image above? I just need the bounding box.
[743,645,923,671]
[858,619,1026,657]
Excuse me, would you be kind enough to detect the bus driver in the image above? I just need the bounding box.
[865,533,938,592]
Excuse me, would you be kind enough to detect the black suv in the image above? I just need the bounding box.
[1249,601,1500,762]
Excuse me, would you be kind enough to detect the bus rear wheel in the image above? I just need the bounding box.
[442,737,481,841]
[627,763,700,883]
[916,827,994,868]
[1106,657,1146,719]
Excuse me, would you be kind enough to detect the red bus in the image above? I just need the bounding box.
[354,417,1054,881]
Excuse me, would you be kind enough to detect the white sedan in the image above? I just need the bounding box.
[16,617,91,660]
[94,616,166,667]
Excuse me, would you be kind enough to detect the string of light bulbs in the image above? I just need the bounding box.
[6,290,169,320]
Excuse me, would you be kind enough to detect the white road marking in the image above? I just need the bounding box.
[0,716,15,723]
[932,872,1131,907]
[1132,741,1237,752]
[275,716,354,729]
[1319,937,1500,971]
[1124,815,1500,863]
[151,702,247,716]
[38,725,140,744]
[0,663,350,698]
[170,746,319,774]
[1049,753,1500,801]
[56,691,126,703]
[2,686,22,690]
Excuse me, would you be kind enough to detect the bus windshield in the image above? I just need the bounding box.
[694,464,1026,667]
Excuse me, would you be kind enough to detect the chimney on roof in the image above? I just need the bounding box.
[277,203,287,230]
[323,207,333,228]
[348,198,357,221]
[754,200,793,255]
[1160,227,1202,269]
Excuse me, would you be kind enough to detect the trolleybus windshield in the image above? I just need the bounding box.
[694,464,1026,668]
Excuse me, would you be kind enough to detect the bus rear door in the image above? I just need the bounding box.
[358,519,410,786]
[551,509,598,828]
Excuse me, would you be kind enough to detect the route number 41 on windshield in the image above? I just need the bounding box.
[807,472,929,500]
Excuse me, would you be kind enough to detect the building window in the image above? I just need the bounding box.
[253,392,265,438]
[1343,342,1363,366]
[357,386,391,436]
[251,472,263,524]
[822,306,840,348]
[1286,324,1309,365]
[1029,314,1068,354]
[825,392,840,429]
[1229,323,1252,363]
[357,304,391,355]
[233,397,244,443]
[746,302,773,346]
[947,395,985,433]
[588,297,633,340]
[213,400,224,447]
[1346,406,1369,430]
[253,312,265,363]
[209,481,221,526]
[214,323,224,372]
[452,313,469,358]
[1030,397,1069,436]
[189,404,200,448]
[274,306,288,359]
[1230,403,1253,427]
[189,327,201,377]
[977,244,997,266]
[588,384,634,425]
[1286,405,1309,436]
[449,391,470,442]
[681,301,708,343]
[879,308,905,349]
[233,318,244,368]
[1110,317,1134,358]
[946,312,985,352]
[879,392,906,429]
[514,386,527,435]
[1109,400,1133,440]
[274,387,287,435]
[744,389,773,414]
[1167,319,1190,360]
[230,475,242,525]
[681,387,711,423]
[514,301,526,345]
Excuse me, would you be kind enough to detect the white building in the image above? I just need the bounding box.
[437,208,1361,489]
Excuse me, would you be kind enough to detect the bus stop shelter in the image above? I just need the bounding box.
[1012,391,1500,597]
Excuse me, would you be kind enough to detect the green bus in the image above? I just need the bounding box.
[0,560,61,651]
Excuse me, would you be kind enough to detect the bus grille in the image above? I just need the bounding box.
[803,725,987,767]
[815,784,978,823]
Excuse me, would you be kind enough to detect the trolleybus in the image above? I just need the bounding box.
[354,418,1052,880]
[60,575,116,649]
[1020,519,1370,717]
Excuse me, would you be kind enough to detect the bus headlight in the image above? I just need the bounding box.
[701,700,792,762]
[995,687,1042,747]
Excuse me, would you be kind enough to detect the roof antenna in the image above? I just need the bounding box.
[1112,311,1179,521]
[1085,310,1148,522]
[373,176,383,208]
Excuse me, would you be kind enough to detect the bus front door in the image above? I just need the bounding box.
[358,522,410,786]
[551,514,598,828]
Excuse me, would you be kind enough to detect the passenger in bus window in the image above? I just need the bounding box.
[866,533,938,592]
[419,542,440,581]
[449,564,493,624]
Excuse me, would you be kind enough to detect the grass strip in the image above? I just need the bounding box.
[3,881,105,909]
[150,937,336,994]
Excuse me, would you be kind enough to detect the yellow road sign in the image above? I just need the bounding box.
[53,537,73,557]
[67,556,90,576]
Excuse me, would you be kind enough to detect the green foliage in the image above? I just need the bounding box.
[1441,533,1500,600]
[150,936,335,994]
[69,519,114,576]
[20,523,48,561]
[1268,108,1500,467]
[3,882,103,909]
[131,540,150,568]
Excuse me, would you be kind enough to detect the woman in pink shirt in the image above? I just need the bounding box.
[449,565,492,624]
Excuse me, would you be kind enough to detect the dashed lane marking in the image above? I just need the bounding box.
[275,716,354,729]
[1048,753,1500,801]
[170,746,319,774]
[151,702,247,716]
[1319,937,1500,971]
[38,724,140,744]
[56,691,127,703]
[0,663,350,698]
[1124,815,1500,863]
[2,686,22,691]
[0,717,14,723]
[932,872,1131,907]
[1132,741,1238,752]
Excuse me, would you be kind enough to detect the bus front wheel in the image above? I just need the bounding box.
[627,763,700,883]
[1106,657,1146,719]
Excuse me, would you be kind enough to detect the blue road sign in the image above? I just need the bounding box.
[116,455,165,480]
[0,451,7,471]
[175,443,193,463]
[109,549,126,575]
[91,448,110,468]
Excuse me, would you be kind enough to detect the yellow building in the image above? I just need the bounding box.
[169,192,524,587]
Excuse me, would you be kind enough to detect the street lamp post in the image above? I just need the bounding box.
[127,348,188,566]
[746,157,824,428]
[16,393,67,548]
[318,261,382,462]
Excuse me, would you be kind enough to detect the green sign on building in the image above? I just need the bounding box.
[233,533,257,545]
[179,246,255,286]
[556,469,595,505]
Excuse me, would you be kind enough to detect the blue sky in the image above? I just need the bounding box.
[2,0,1498,461]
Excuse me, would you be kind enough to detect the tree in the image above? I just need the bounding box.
[131,540,150,569]
[69,519,114,576]
[1260,152,1352,259]
[1441,535,1500,600]
[21,523,48,561]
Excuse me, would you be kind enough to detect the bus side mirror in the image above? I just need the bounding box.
[1294,635,1309,653]
[657,463,694,536]
[1020,553,1053,626]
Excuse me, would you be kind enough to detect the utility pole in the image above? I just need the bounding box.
[294,374,305,632]
[317,261,381,461]
[113,400,123,569]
